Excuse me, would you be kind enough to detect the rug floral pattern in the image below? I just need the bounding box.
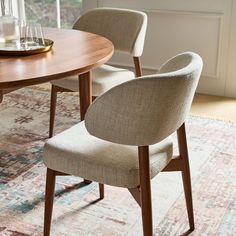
[0,87,235,235]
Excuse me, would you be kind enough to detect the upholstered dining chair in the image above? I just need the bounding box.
[43,52,203,236]
[49,7,147,137]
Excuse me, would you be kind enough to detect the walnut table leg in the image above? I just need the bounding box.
[79,71,92,184]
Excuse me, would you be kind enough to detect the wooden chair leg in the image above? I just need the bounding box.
[99,183,104,199]
[133,57,142,77]
[49,85,58,138]
[177,123,194,231]
[139,146,153,236]
[182,163,194,231]
[44,168,56,236]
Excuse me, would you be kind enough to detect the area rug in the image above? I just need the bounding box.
[0,86,235,236]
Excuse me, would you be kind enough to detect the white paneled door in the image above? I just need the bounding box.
[84,0,236,98]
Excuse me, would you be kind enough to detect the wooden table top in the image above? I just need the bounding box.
[0,27,114,89]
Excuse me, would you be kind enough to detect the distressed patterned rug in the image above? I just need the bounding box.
[0,87,235,236]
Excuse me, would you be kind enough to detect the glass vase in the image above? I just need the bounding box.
[0,0,19,47]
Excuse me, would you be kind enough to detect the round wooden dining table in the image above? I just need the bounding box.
[0,27,114,119]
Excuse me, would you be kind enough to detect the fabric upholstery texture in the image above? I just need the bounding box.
[51,8,147,96]
[51,64,135,96]
[85,52,203,146]
[44,52,203,189]
[73,8,147,57]
[43,122,173,188]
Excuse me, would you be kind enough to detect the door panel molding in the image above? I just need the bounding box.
[91,0,235,97]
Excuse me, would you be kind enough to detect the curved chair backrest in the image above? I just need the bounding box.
[73,8,147,57]
[85,52,203,146]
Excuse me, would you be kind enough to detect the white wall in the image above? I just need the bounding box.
[83,0,236,97]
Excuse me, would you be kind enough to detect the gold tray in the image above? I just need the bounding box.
[0,39,53,56]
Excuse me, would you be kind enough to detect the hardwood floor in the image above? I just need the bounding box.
[191,93,236,122]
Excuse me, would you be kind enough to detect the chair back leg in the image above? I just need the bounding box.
[177,123,195,231]
[99,183,104,199]
[44,168,56,236]
[139,146,153,236]
[133,57,142,77]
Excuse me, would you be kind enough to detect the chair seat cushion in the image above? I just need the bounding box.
[43,122,173,188]
[51,64,135,96]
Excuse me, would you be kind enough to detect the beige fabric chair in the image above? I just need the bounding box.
[49,8,148,137]
[43,52,203,236]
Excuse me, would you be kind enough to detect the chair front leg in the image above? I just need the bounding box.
[139,146,153,236]
[44,168,56,236]
[177,123,194,231]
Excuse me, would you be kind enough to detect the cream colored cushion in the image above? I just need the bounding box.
[43,122,173,188]
[51,64,135,96]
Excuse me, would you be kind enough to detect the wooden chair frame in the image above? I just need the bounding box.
[44,123,194,236]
